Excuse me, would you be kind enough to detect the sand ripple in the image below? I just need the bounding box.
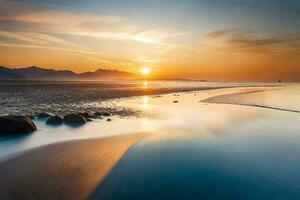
[0,133,146,200]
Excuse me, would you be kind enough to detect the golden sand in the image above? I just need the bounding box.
[0,133,146,200]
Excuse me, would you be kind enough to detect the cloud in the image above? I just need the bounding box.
[205,29,239,39]
[203,29,300,54]
[1,10,123,30]
[0,0,184,47]
[0,42,99,55]
[0,31,75,46]
[25,32,73,45]
[84,56,118,67]
[0,31,46,44]
[0,1,125,34]
[0,0,184,46]
[135,56,159,64]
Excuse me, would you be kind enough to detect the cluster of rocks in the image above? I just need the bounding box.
[40,111,112,125]
[0,111,112,135]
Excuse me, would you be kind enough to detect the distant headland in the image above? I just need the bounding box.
[0,66,137,80]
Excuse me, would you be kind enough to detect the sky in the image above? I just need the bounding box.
[0,0,299,81]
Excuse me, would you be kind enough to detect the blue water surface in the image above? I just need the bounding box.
[90,107,300,200]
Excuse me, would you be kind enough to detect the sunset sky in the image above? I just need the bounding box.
[0,0,299,81]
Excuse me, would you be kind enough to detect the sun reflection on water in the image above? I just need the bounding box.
[142,96,149,109]
[143,80,148,89]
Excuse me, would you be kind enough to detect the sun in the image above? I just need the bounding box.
[140,67,150,75]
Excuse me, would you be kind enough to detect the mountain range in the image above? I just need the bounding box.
[0,66,137,80]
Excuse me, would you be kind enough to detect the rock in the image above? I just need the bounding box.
[63,113,86,125]
[95,116,103,120]
[38,112,54,119]
[94,112,102,117]
[46,115,63,125]
[102,112,111,117]
[173,101,179,103]
[93,112,104,119]
[82,111,95,119]
[26,115,35,119]
[0,115,37,135]
[106,118,112,122]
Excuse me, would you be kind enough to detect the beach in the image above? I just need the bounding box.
[0,133,146,200]
[1,0,299,199]
[0,83,300,199]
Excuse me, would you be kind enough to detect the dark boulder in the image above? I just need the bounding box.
[106,118,112,122]
[95,112,102,116]
[26,115,35,119]
[81,111,95,119]
[63,113,86,125]
[93,113,103,119]
[0,115,37,135]
[102,112,111,117]
[46,115,63,125]
[38,112,55,119]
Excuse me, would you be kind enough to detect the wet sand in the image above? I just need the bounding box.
[202,86,300,113]
[0,80,275,116]
[0,133,146,200]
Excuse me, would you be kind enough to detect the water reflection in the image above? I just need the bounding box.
[0,86,281,161]
[142,80,148,89]
[90,85,300,199]
[91,106,300,200]
[142,96,150,109]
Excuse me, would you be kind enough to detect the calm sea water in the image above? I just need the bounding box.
[90,85,300,200]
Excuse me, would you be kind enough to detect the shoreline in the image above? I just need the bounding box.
[0,133,147,200]
[0,79,282,117]
[201,86,300,113]
[1,85,280,117]
[1,84,300,199]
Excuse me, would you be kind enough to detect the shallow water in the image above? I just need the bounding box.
[0,81,273,160]
[202,85,300,112]
[1,83,300,199]
[0,81,244,160]
[89,85,300,200]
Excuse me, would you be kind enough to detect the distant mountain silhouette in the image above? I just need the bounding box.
[79,68,135,79]
[0,66,137,80]
[0,66,25,79]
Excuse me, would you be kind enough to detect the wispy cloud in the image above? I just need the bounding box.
[25,32,75,45]
[0,0,184,46]
[84,56,119,67]
[0,31,75,46]
[0,42,99,55]
[203,29,300,54]
[2,11,121,27]
[135,56,159,64]
[0,31,46,44]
